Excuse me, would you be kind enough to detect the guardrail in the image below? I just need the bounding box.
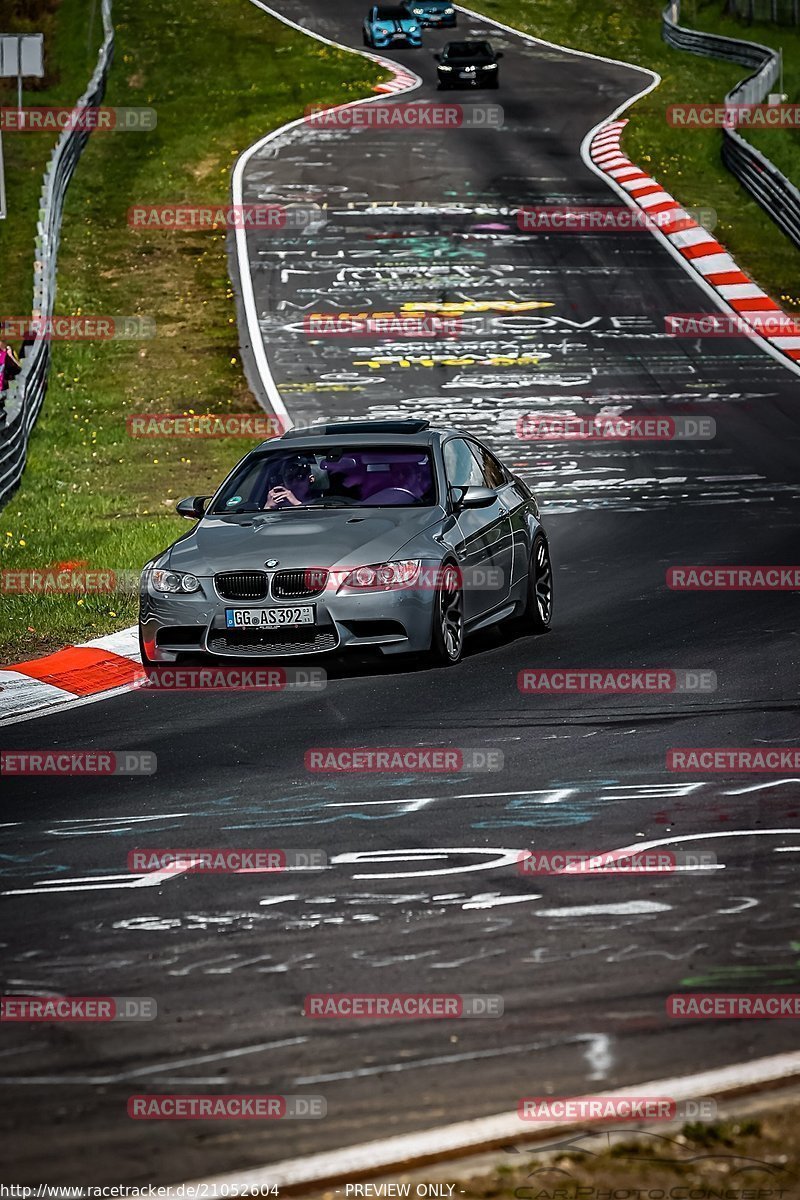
[0,0,114,509]
[727,0,799,24]
[662,0,800,251]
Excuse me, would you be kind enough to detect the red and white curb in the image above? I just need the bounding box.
[373,64,419,94]
[0,626,143,725]
[589,119,800,371]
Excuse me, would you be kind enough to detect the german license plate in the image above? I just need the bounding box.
[226,606,314,628]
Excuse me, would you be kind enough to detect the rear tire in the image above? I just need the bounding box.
[519,534,553,633]
[429,562,464,666]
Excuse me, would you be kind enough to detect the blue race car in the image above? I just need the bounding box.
[402,0,457,27]
[363,4,422,48]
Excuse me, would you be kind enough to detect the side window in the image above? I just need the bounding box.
[469,442,506,489]
[443,438,485,488]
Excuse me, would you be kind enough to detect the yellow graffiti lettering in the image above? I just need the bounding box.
[399,300,555,315]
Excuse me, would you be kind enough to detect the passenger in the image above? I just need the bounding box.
[0,337,21,394]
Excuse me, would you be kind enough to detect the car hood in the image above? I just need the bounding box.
[166,507,445,575]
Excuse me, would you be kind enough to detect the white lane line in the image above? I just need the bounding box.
[462,892,541,909]
[535,900,671,917]
[0,1036,309,1086]
[172,1050,800,1194]
[1,863,194,896]
[294,1035,592,1085]
[557,827,800,874]
[331,847,524,879]
[232,0,422,430]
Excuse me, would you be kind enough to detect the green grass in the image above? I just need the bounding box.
[0,0,105,316]
[0,0,386,665]
[468,0,800,311]
[685,0,800,210]
[446,1108,800,1198]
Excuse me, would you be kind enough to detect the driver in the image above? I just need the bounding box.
[264,456,317,509]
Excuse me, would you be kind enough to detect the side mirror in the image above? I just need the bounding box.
[495,51,504,58]
[433,52,442,61]
[176,495,210,520]
[452,485,497,511]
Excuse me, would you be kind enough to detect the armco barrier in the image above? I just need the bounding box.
[663,0,800,250]
[0,0,114,509]
[727,0,799,23]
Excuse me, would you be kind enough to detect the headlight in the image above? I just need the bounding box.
[338,560,421,592]
[151,569,201,594]
[445,6,454,11]
[484,62,498,68]
[408,23,419,30]
[438,64,453,70]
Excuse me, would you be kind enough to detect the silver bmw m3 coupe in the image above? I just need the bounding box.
[138,419,553,667]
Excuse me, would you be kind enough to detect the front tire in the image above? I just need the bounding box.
[520,534,553,632]
[429,562,464,666]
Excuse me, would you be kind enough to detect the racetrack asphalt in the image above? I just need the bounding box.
[2,0,800,1184]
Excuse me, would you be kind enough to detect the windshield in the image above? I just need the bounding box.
[442,41,494,60]
[375,7,408,18]
[211,446,437,512]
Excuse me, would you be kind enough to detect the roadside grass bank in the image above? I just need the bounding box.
[453,1108,800,1195]
[466,0,800,311]
[0,0,105,320]
[685,0,800,198]
[450,1106,800,1199]
[0,0,386,665]
[302,1097,800,1200]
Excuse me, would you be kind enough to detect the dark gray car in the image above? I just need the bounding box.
[138,419,553,667]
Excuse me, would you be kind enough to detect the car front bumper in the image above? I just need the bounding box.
[438,67,497,85]
[139,572,439,662]
[371,31,422,46]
